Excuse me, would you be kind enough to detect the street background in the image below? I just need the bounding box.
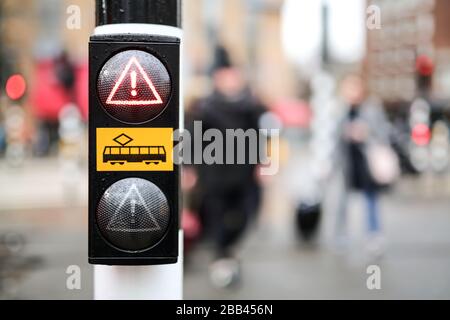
[1,0,450,299]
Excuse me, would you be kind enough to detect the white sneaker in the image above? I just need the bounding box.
[209,258,241,289]
[365,233,386,259]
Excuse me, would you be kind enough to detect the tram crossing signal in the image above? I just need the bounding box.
[89,28,180,265]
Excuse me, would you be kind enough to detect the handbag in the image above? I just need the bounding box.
[366,143,400,186]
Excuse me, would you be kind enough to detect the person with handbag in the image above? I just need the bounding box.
[336,74,398,257]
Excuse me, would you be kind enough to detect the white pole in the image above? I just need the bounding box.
[94,231,183,300]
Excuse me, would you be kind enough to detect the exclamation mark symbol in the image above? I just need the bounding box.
[130,71,137,97]
[130,199,136,224]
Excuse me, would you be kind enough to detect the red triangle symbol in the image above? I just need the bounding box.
[106,56,163,106]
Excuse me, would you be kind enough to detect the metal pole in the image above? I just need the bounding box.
[93,0,183,300]
[96,0,181,27]
[321,0,330,67]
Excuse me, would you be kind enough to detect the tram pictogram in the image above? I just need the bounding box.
[103,133,167,166]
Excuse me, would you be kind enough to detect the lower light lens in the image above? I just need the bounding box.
[96,178,170,252]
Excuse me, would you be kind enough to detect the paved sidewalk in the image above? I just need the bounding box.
[0,158,88,211]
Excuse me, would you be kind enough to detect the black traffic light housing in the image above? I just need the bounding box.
[89,30,180,265]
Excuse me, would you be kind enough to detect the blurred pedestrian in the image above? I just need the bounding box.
[29,51,75,156]
[335,74,392,257]
[192,46,266,288]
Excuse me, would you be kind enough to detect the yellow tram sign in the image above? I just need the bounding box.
[96,128,173,172]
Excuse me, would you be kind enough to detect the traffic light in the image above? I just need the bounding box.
[89,1,181,265]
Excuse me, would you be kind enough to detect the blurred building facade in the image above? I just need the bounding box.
[184,0,297,106]
[0,0,94,78]
[1,0,296,108]
[366,0,450,105]
[0,0,93,159]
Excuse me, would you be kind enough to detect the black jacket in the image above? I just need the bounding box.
[190,90,266,192]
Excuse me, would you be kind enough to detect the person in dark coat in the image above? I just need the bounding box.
[335,74,391,257]
[191,46,266,287]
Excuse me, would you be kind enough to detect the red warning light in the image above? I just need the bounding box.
[5,74,27,101]
[411,123,431,146]
[106,56,163,106]
[97,50,172,123]
[416,55,434,77]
